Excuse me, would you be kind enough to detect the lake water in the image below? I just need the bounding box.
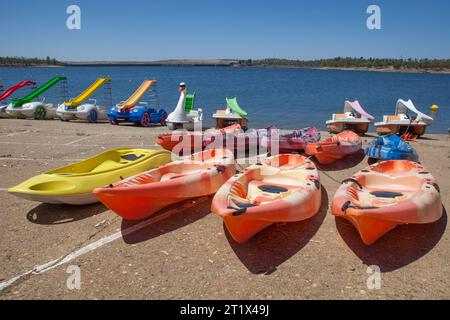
[1,66,449,132]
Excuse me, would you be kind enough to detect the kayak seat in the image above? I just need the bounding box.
[258,185,289,194]
[121,154,145,161]
[370,191,404,198]
[248,180,292,204]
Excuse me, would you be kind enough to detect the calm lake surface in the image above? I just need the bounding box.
[1,66,449,132]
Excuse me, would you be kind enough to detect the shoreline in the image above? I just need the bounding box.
[235,65,450,74]
[310,66,450,74]
[1,63,450,74]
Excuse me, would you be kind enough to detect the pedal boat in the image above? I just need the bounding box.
[365,134,418,161]
[374,99,433,137]
[326,100,374,134]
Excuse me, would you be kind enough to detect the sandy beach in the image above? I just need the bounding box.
[0,119,448,299]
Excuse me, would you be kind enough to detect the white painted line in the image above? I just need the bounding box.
[0,157,83,162]
[0,198,208,292]
[6,130,30,137]
[0,141,156,148]
[0,272,33,292]
[65,135,94,146]
[0,141,53,146]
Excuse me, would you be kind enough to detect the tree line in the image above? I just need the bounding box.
[237,57,450,70]
[2,56,449,70]
[0,56,63,66]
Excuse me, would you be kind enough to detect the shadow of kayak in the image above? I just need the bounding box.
[120,196,211,244]
[335,206,447,272]
[313,149,366,172]
[26,202,108,225]
[226,187,329,275]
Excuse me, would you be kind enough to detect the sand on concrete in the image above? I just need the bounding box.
[0,119,448,299]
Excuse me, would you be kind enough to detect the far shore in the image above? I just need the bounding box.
[313,66,450,74]
[236,64,450,74]
[1,62,450,74]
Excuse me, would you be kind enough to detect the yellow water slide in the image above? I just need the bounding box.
[65,78,111,108]
[118,80,157,110]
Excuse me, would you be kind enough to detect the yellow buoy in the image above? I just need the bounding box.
[431,104,439,111]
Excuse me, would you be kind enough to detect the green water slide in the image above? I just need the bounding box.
[12,76,67,108]
[226,97,248,117]
[184,93,195,112]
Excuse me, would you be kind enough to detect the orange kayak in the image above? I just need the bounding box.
[332,160,442,245]
[156,131,204,155]
[305,130,362,165]
[211,154,322,243]
[94,149,236,220]
[156,124,242,155]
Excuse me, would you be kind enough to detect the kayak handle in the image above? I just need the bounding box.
[428,182,440,193]
[215,165,227,174]
[341,200,377,212]
[228,206,247,216]
[341,178,363,189]
[341,201,352,212]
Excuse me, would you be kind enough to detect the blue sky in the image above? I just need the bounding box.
[1,0,449,61]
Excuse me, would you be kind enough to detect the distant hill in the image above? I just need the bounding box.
[2,56,449,73]
[64,59,238,67]
[241,57,450,73]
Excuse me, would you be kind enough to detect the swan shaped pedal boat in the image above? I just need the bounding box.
[8,148,172,205]
[94,148,236,220]
[332,160,442,245]
[211,154,322,243]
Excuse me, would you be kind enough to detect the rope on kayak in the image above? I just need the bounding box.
[318,169,343,186]
[235,161,247,173]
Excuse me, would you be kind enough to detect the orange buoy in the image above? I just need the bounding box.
[211,154,322,243]
[332,160,442,245]
[95,148,236,220]
[305,130,362,165]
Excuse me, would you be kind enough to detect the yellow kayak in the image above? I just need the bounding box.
[8,148,172,205]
